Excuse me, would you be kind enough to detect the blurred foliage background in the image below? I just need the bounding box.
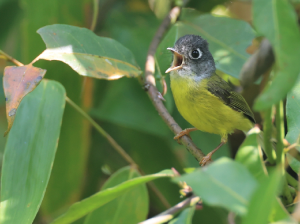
[1,0,300,223]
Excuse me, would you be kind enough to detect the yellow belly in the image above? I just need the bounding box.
[170,74,253,140]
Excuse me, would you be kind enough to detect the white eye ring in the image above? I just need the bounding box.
[189,48,202,59]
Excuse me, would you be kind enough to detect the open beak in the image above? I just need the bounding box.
[165,48,184,73]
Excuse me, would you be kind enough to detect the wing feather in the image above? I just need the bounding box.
[206,74,255,124]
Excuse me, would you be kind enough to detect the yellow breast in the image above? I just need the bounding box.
[170,73,253,140]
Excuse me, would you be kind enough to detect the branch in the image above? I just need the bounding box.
[142,6,207,163]
[239,38,274,88]
[139,195,200,224]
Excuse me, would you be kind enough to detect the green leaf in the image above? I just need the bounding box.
[86,119,183,210]
[19,0,91,218]
[0,80,66,224]
[235,128,267,182]
[50,170,173,224]
[103,7,160,69]
[156,8,255,79]
[169,206,195,224]
[253,0,300,110]
[90,78,171,137]
[286,77,300,173]
[84,166,148,224]
[192,206,228,224]
[241,168,288,224]
[175,158,257,215]
[37,24,141,80]
[270,199,296,223]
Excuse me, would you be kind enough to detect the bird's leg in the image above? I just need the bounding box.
[174,128,198,140]
[200,139,227,166]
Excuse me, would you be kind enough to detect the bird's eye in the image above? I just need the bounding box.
[189,48,202,59]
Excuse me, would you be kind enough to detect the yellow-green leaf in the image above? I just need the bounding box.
[37,24,141,80]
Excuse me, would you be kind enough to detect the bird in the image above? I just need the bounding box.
[165,34,255,166]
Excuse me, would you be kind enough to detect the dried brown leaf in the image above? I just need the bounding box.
[3,65,46,136]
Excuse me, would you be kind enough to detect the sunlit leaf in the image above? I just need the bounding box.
[20,0,93,215]
[37,24,141,80]
[156,8,255,79]
[286,77,300,173]
[253,0,300,110]
[21,0,91,215]
[3,64,46,136]
[175,158,257,215]
[84,166,148,224]
[50,170,173,224]
[0,80,66,224]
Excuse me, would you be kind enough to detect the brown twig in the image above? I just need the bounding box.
[139,195,200,224]
[0,49,24,66]
[142,6,207,163]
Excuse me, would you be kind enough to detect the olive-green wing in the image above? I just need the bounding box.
[206,74,255,123]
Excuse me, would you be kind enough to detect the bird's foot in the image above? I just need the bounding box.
[199,152,213,166]
[199,140,227,166]
[174,128,197,142]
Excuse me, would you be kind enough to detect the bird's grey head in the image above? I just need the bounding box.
[165,35,216,78]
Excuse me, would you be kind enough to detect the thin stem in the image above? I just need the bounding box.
[275,101,293,204]
[90,0,99,31]
[66,96,171,208]
[65,96,138,167]
[139,195,200,224]
[0,49,24,66]
[145,181,171,208]
[263,107,276,164]
[140,6,208,163]
[275,101,285,167]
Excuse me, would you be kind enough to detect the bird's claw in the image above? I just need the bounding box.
[200,153,213,166]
